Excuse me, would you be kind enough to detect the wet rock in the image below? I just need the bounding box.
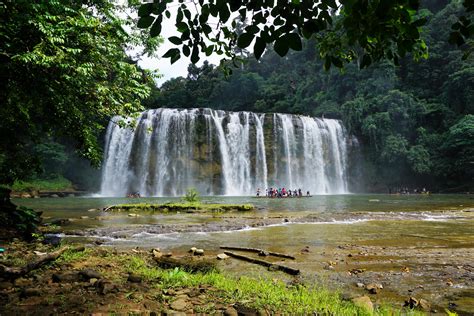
[366,283,382,294]
[217,253,229,260]
[351,296,373,313]
[170,298,189,311]
[51,194,59,198]
[128,273,142,283]
[50,218,70,226]
[224,307,238,316]
[96,279,118,295]
[79,269,102,280]
[194,249,204,256]
[42,235,62,246]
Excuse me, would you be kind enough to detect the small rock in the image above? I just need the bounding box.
[0,282,13,290]
[96,279,117,295]
[170,298,189,311]
[418,299,431,311]
[152,248,162,258]
[404,296,419,309]
[365,283,381,294]
[128,213,139,217]
[127,273,142,283]
[20,288,41,298]
[52,272,81,283]
[79,269,102,280]
[51,194,59,198]
[258,251,269,256]
[189,247,197,253]
[217,253,229,260]
[80,216,89,219]
[224,307,238,316]
[14,277,33,287]
[351,296,373,313]
[356,282,365,288]
[89,278,98,285]
[194,249,204,256]
[87,208,98,212]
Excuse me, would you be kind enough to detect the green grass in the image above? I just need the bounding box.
[106,202,254,213]
[119,255,424,316]
[6,176,73,192]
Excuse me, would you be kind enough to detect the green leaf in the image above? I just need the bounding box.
[138,3,153,17]
[183,45,191,57]
[163,48,180,58]
[237,32,254,48]
[168,36,182,45]
[287,33,302,51]
[274,36,289,57]
[150,20,162,37]
[191,44,200,63]
[253,36,266,59]
[137,16,155,29]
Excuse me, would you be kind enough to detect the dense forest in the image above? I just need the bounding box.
[2,0,472,193]
[146,0,473,192]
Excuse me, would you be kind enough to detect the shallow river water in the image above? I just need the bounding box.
[14,194,474,314]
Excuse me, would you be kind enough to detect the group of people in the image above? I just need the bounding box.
[389,187,429,195]
[127,191,141,198]
[257,187,310,198]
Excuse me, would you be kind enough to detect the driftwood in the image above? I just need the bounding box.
[223,251,300,275]
[220,246,295,260]
[0,245,85,280]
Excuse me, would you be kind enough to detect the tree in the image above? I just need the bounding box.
[0,0,160,185]
[138,0,438,69]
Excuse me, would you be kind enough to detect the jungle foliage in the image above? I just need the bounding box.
[148,1,473,192]
[0,0,160,185]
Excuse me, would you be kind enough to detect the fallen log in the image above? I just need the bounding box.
[220,246,295,260]
[223,251,300,275]
[153,256,216,273]
[0,245,85,280]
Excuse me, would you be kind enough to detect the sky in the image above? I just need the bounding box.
[134,4,223,87]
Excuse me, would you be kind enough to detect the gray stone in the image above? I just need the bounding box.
[356,282,365,288]
[194,249,204,256]
[170,298,189,311]
[79,269,102,280]
[351,296,373,313]
[217,253,229,260]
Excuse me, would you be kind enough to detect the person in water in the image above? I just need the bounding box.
[256,188,261,197]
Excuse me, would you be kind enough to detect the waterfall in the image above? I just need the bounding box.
[100,108,351,196]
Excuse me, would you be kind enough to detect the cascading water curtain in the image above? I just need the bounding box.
[100,108,350,197]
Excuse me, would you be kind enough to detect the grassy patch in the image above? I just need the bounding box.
[112,254,422,316]
[6,176,73,192]
[105,202,254,213]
